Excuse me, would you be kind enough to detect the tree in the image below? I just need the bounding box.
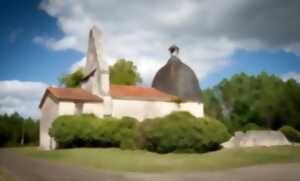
[0,112,39,147]
[202,88,224,121]
[109,59,142,85]
[59,68,84,88]
[59,59,142,88]
[202,72,300,132]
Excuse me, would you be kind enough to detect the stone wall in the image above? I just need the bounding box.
[222,130,291,148]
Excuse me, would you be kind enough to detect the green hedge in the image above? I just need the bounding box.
[50,112,231,153]
[280,125,300,143]
[196,117,231,150]
[140,112,230,153]
[93,116,139,149]
[49,114,139,149]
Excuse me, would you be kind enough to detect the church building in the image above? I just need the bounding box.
[39,26,204,150]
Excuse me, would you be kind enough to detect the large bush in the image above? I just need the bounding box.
[49,114,96,148]
[280,125,300,143]
[140,112,230,153]
[49,114,139,149]
[92,116,139,149]
[196,117,231,150]
[50,112,230,153]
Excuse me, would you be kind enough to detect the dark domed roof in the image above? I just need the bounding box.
[152,45,202,102]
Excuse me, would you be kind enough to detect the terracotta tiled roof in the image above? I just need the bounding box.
[39,85,179,108]
[39,87,103,108]
[110,84,177,101]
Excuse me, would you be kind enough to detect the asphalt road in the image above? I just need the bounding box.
[0,148,300,181]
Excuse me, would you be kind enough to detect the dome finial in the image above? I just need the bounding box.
[169,45,179,57]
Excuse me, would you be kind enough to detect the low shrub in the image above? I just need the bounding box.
[280,125,300,143]
[49,114,139,149]
[50,112,230,153]
[49,114,97,148]
[196,117,231,151]
[118,117,139,149]
[140,112,230,153]
[93,117,139,149]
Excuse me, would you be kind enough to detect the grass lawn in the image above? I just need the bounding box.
[17,146,300,173]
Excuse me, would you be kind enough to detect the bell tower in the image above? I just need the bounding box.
[81,26,112,115]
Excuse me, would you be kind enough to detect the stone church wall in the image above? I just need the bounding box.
[179,102,204,117]
[58,102,76,115]
[40,96,59,150]
[111,99,204,121]
[82,102,105,117]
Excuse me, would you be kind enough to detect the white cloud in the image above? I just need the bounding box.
[281,72,300,83]
[33,36,78,51]
[70,57,86,72]
[0,80,48,118]
[36,0,300,85]
[283,43,300,57]
[69,54,115,72]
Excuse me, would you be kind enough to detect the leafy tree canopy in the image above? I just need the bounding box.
[109,59,142,85]
[59,59,142,88]
[59,68,84,88]
[203,72,300,132]
[0,112,39,147]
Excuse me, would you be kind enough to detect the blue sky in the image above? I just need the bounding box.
[0,0,300,117]
[0,0,83,85]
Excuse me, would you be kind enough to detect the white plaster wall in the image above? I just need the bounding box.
[143,101,179,119]
[102,96,113,116]
[40,96,58,150]
[112,99,144,121]
[58,102,76,115]
[100,72,110,96]
[40,100,78,150]
[112,99,205,121]
[180,102,204,117]
[83,102,104,117]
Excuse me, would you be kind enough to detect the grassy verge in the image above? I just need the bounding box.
[17,146,300,173]
[0,168,14,181]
